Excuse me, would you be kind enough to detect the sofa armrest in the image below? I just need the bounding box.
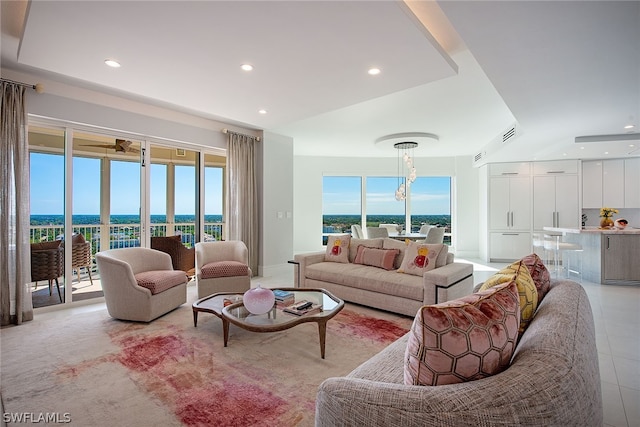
[293,251,325,287]
[422,262,473,305]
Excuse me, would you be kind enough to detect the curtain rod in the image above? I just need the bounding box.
[0,78,45,93]
[221,128,261,142]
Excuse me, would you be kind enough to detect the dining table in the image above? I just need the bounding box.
[386,232,426,241]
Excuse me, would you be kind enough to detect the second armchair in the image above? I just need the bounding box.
[195,240,252,299]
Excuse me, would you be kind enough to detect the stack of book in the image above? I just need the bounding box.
[273,289,295,307]
[283,300,322,316]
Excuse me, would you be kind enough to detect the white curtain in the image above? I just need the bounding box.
[226,132,259,275]
[1,81,34,325]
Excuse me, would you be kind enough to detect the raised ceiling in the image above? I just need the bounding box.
[1,1,639,163]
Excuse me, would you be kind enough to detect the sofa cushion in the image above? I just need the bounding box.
[521,253,551,303]
[349,238,384,263]
[354,245,399,271]
[480,260,538,334]
[306,262,424,301]
[398,242,445,276]
[135,270,187,295]
[325,234,350,263]
[404,280,520,386]
[200,260,249,279]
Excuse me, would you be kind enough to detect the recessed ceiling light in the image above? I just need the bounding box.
[630,144,636,148]
[563,153,567,156]
[258,109,267,115]
[104,59,121,68]
[624,124,635,129]
[604,151,609,155]
[580,146,585,149]
[241,64,253,71]
[368,68,381,76]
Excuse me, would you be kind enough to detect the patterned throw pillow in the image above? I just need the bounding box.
[348,238,384,263]
[353,245,399,270]
[382,238,408,269]
[480,260,538,334]
[324,234,350,263]
[520,253,551,303]
[404,280,520,386]
[397,242,444,276]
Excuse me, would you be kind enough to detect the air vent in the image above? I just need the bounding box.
[474,151,484,162]
[176,148,186,157]
[502,126,516,144]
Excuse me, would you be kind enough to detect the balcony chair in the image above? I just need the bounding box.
[195,240,252,299]
[30,240,64,303]
[64,233,94,286]
[96,247,188,322]
[151,235,196,276]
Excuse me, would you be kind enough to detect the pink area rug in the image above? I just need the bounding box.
[1,299,412,426]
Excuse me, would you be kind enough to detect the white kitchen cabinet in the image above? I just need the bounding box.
[533,175,579,230]
[490,232,532,261]
[582,161,603,208]
[582,159,629,209]
[603,159,624,208]
[489,162,531,176]
[624,158,640,208]
[532,160,579,175]
[489,176,531,230]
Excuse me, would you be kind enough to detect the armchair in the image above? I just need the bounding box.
[195,241,252,298]
[96,247,188,322]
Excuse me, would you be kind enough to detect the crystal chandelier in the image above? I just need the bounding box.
[394,141,418,201]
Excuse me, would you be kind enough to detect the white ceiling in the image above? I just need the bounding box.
[1,1,639,163]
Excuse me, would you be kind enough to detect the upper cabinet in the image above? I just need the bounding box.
[582,159,638,208]
[624,158,640,208]
[489,162,531,176]
[533,161,579,230]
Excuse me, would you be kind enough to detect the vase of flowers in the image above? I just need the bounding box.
[599,207,618,229]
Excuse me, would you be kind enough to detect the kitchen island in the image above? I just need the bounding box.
[543,226,640,285]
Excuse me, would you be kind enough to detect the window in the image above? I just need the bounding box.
[322,175,452,245]
[322,176,361,245]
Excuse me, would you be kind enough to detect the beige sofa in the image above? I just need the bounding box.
[315,279,602,426]
[294,238,473,317]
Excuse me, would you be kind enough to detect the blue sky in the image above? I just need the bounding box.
[322,176,451,215]
[30,153,223,215]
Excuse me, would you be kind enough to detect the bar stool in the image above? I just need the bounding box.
[543,233,583,281]
[532,232,546,261]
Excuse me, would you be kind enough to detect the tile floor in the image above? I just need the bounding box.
[466,258,640,427]
[33,257,639,426]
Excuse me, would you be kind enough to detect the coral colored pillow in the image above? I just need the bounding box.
[353,245,399,271]
[480,260,538,334]
[520,253,551,303]
[397,242,443,276]
[324,235,350,263]
[404,281,520,386]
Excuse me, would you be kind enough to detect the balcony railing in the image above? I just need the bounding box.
[30,222,224,257]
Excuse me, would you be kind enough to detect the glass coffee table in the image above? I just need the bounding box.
[192,287,344,359]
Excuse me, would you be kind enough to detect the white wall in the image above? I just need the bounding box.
[259,132,294,277]
[293,155,481,259]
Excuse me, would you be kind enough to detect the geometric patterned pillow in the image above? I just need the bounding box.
[135,270,188,295]
[404,280,520,386]
[520,253,551,303]
[324,234,350,263]
[480,260,538,334]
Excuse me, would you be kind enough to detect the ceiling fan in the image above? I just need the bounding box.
[81,139,139,153]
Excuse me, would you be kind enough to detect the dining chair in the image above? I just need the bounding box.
[366,227,389,238]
